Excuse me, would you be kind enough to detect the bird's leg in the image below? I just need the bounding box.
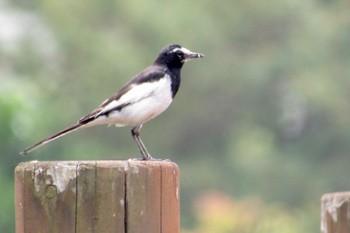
[131,126,153,160]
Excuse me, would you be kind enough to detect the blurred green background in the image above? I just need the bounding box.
[1,0,350,232]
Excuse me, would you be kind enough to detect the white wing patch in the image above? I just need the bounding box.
[90,74,173,127]
[98,80,162,115]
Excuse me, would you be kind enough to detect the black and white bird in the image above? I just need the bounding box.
[20,44,204,160]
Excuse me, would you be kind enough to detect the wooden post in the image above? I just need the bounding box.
[15,160,180,233]
[321,192,350,233]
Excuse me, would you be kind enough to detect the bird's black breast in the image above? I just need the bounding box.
[168,68,181,98]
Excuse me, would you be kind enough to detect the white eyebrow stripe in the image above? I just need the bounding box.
[171,47,192,54]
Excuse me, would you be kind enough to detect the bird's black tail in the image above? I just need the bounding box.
[20,123,84,155]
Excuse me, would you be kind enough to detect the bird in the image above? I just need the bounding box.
[20,44,204,160]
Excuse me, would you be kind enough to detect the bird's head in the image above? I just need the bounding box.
[155,44,204,68]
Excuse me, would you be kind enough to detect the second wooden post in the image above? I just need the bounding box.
[321,192,350,233]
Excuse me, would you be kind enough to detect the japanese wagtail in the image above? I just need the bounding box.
[20,44,204,160]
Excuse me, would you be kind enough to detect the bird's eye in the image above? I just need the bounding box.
[176,50,184,58]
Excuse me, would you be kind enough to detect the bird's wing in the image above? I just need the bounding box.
[79,66,167,124]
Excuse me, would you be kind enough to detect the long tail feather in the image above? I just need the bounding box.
[20,123,84,155]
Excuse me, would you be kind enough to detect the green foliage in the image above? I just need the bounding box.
[1,0,350,232]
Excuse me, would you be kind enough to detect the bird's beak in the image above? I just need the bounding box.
[179,47,204,61]
[184,51,205,61]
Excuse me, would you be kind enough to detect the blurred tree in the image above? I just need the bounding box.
[184,191,300,233]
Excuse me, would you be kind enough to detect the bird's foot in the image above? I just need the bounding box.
[146,157,171,162]
[132,154,171,161]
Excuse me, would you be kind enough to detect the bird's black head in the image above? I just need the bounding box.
[154,44,204,69]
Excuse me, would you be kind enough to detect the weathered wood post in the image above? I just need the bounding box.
[321,192,350,233]
[15,160,180,233]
